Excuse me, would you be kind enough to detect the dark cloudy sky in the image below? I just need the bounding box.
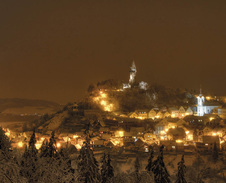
[0,0,226,104]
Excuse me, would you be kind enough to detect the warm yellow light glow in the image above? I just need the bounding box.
[206,96,211,100]
[35,143,42,149]
[41,137,45,141]
[155,115,159,118]
[217,132,222,137]
[187,135,193,140]
[176,140,183,143]
[160,136,164,140]
[171,114,176,118]
[73,135,79,139]
[209,117,214,121]
[104,105,113,112]
[186,131,189,134]
[113,140,119,145]
[118,131,124,137]
[18,141,23,148]
[75,144,82,150]
[138,116,145,120]
[101,93,107,98]
[93,97,99,102]
[165,129,168,132]
[56,143,61,148]
[100,100,107,106]
[160,131,165,135]
[172,126,175,129]
[212,133,217,136]
[5,132,10,137]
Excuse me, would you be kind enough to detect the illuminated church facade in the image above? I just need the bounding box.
[197,93,205,116]
[197,89,221,116]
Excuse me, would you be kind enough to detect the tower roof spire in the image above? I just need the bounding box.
[130,60,137,73]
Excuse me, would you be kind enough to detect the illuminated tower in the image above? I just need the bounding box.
[129,61,137,85]
[197,87,205,116]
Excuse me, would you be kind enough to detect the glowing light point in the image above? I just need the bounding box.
[18,141,23,148]
[57,143,61,148]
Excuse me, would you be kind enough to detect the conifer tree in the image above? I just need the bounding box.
[28,130,38,157]
[100,153,114,183]
[77,136,100,183]
[101,153,107,183]
[21,130,38,183]
[57,147,75,182]
[39,139,49,158]
[152,145,171,183]
[134,155,141,183]
[212,142,218,162]
[0,127,11,158]
[0,128,26,182]
[48,131,57,157]
[175,155,187,183]
[146,146,154,172]
[106,153,114,182]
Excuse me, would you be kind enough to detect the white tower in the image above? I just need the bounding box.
[197,87,205,116]
[129,61,137,85]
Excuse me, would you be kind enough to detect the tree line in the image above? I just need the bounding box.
[0,126,222,183]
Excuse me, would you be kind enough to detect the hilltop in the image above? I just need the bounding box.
[0,98,61,114]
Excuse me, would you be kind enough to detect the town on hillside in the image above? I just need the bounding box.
[1,62,226,182]
[4,62,226,155]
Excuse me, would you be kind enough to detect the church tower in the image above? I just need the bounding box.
[129,61,137,85]
[197,87,205,116]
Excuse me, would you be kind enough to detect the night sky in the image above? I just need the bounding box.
[1,0,226,104]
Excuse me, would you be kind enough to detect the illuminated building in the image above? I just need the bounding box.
[197,89,221,116]
[197,88,205,116]
[129,61,137,85]
[123,61,148,90]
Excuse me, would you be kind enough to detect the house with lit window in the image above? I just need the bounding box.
[128,112,138,118]
[178,106,186,118]
[163,111,171,118]
[154,119,169,136]
[169,107,179,118]
[148,109,157,119]
[156,111,163,119]
[185,107,193,116]
[135,110,148,119]
[218,107,226,119]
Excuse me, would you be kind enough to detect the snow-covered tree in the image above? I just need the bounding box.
[0,127,11,158]
[28,130,38,156]
[100,153,114,183]
[212,142,218,162]
[106,154,114,180]
[152,145,171,183]
[134,155,141,183]
[20,130,38,182]
[0,127,27,183]
[77,137,100,183]
[48,131,57,158]
[101,153,107,183]
[58,147,75,182]
[35,148,75,183]
[146,146,154,172]
[175,155,187,183]
[39,139,49,158]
